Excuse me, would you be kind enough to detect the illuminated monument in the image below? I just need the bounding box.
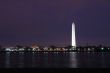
[72,21,76,47]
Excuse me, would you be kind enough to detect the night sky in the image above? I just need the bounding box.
[0,0,110,47]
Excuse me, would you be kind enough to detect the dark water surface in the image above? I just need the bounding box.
[0,52,110,68]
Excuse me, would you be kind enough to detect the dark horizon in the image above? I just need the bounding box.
[0,0,110,47]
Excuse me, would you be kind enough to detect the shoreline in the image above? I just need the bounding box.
[0,51,109,52]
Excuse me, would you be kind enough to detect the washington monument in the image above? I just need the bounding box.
[72,21,76,47]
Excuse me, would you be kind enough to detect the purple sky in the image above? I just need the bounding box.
[0,0,110,47]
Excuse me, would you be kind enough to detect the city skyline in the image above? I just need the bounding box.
[0,0,110,47]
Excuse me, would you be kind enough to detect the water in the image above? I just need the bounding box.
[0,52,110,68]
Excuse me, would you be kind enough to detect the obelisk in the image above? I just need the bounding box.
[72,22,76,47]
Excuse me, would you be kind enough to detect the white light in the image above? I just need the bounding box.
[72,21,76,47]
[43,47,48,51]
[88,48,91,51]
[19,48,24,51]
[101,47,104,50]
[6,48,11,51]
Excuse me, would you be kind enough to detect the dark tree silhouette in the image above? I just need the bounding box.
[16,45,23,49]
[50,45,56,49]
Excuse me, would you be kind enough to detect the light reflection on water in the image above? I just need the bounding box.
[3,52,75,68]
[18,52,24,68]
[1,52,110,68]
[5,52,10,68]
[69,52,77,68]
[32,52,36,67]
[100,52,106,67]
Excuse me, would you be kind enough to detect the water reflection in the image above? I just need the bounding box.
[100,52,106,68]
[5,52,10,68]
[69,52,77,68]
[18,52,24,68]
[32,52,36,67]
[2,52,110,68]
